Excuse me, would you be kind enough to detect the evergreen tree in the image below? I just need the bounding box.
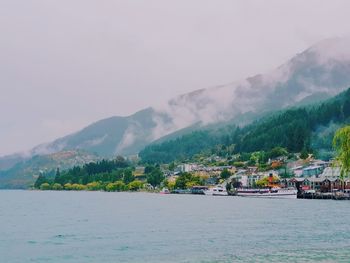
[34,174,49,189]
[300,148,309,159]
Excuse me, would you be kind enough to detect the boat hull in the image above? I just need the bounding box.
[204,191,228,196]
[204,186,228,196]
[236,189,297,199]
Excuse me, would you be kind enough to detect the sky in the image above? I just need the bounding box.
[1,0,350,156]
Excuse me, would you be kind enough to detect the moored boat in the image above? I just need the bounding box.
[204,185,228,196]
[236,187,297,198]
[160,188,170,194]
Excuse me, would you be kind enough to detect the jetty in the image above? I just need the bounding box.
[297,191,350,200]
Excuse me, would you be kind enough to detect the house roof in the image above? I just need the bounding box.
[303,165,322,171]
[322,167,341,177]
[289,177,305,182]
[306,177,325,183]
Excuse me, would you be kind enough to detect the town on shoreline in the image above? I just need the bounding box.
[33,150,350,200]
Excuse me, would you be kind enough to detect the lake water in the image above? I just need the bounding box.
[1,190,350,263]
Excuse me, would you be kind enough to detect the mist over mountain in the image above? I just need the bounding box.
[2,37,350,170]
[140,87,350,164]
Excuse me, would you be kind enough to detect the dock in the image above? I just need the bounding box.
[297,192,350,200]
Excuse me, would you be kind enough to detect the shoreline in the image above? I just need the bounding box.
[3,189,350,201]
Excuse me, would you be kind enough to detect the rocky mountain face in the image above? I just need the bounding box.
[1,37,350,185]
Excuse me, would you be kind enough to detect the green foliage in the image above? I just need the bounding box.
[123,169,135,184]
[300,148,309,159]
[54,168,60,183]
[220,168,231,180]
[174,173,204,189]
[146,167,165,187]
[34,157,135,191]
[34,174,49,188]
[64,183,73,190]
[163,179,176,190]
[106,182,117,192]
[52,183,63,190]
[63,183,86,191]
[140,130,223,164]
[86,182,102,191]
[255,175,279,188]
[72,184,87,191]
[106,181,127,192]
[333,125,350,180]
[233,162,245,167]
[115,181,127,191]
[115,155,129,168]
[268,147,288,158]
[127,180,144,191]
[140,88,350,163]
[168,162,176,171]
[32,155,147,192]
[40,183,51,190]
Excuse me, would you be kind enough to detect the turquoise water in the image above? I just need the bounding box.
[1,191,350,263]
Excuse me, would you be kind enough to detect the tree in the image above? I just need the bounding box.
[115,155,128,168]
[64,183,73,190]
[40,183,51,190]
[268,147,288,159]
[146,168,165,187]
[144,165,156,174]
[123,169,135,184]
[106,183,117,192]
[54,168,60,183]
[71,184,86,191]
[300,148,309,160]
[256,175,279,188]
[333,126,350,183]
[175,173,203,189]
[34,174,49,189]
[114,181,126,191]
[168,162,176,171]
[86,182,102,191]
[163,179,176,190]
[220,168,231,180]
[52,183,63,190]
[127,181,144,191]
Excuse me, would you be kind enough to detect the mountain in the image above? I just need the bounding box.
[0,150,101,189]
[139,88,350,164]
[2,38,350,169]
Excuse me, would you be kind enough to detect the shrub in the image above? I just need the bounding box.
[40,183,51,190]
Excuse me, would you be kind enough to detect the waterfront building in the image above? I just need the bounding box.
[302,165,324,177]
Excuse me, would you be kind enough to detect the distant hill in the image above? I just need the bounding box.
[0,150,101,189]
[139,88,350,164]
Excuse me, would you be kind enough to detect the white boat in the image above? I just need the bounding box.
[236,187,297,199]
[204,185,228,196]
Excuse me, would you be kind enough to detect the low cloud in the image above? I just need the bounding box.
[147,38,350,144]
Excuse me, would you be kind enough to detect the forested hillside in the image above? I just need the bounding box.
[140,88,350,164]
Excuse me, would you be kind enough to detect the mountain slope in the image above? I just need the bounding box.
[3,37,350,167]
[140,88,350,163]
[0,150,101,189]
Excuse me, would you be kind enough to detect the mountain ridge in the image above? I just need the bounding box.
[2,37,350,170]
[139,87,350,164]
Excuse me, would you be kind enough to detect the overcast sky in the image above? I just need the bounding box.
[1,0,350,156]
